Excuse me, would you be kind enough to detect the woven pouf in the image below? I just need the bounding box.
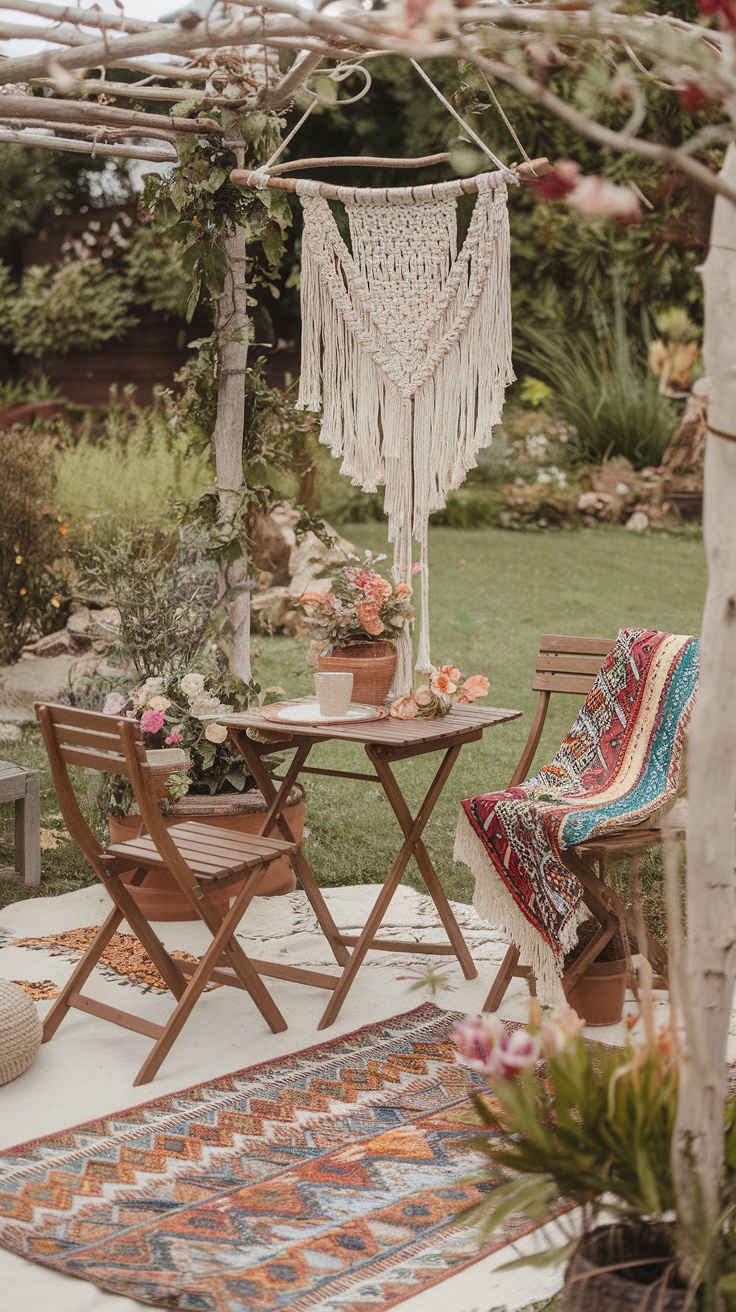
[0,979,42,1086]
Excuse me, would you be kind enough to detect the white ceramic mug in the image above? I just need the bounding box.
[314,671,353,717]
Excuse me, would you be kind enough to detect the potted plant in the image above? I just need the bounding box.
[297,551,415,705]
[102,668,304,920]
[563,917,628,1027]
[451,1002,695,1311]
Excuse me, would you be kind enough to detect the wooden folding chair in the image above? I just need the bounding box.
[483,635,671,1013]
[36,702,295,1085]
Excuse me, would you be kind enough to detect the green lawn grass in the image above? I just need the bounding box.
[0,524,705,913]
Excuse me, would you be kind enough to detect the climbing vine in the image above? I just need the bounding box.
[142,106,292,319]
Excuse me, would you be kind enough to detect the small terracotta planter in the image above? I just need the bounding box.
[562,1223,685,1312]
[317,640,397,705]
[564,956,627,1027]
[110,786,304,922]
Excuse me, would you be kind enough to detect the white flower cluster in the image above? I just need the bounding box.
[180,672,232,744]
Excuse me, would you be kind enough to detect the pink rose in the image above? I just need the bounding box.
[414,685,433,707]
[430,670,457,697]
[411,562,422,574]
[395,581,412,599]
[364,574,393,602]
[390,693,419,720]
[354,570,373,589]
[356,599,385,636]
[140,709,165,736]
[437,664,461,684]
[165,728,184,746]
[103,692,127,716]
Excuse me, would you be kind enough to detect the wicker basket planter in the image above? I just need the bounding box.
[562,1224,686,1312]
[111,785,305,921]
[317,641,397,706]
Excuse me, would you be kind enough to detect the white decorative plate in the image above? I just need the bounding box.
[258,700,389,726]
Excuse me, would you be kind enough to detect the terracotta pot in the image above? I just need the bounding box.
[317,640,397,706]
[110,786,304,922]
[562,1223,685,1312]
[564,956,627,1027]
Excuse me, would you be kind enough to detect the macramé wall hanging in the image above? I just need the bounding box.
[230,57,550,694]
[294,171,513,694]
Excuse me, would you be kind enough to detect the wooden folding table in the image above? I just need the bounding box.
[222,702,521,1029]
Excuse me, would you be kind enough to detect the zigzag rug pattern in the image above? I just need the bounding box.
[0,1003,532,1312]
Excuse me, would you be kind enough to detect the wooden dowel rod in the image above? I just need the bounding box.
[231,156,551,199]
[268,152,453,175]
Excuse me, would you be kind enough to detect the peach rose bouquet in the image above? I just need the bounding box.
[297,551,415,659]
[390,664,490,719]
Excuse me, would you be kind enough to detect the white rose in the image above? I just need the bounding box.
[181,672,206,699]
[189,694,222,719]
[204,722,228,744]
[147,695,171,712]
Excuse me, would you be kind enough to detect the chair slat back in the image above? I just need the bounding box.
[41,703,145,776]
[36,703,148,874]
[510,635,616,787]
[532,635,615,696]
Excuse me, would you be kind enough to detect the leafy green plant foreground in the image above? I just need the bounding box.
[0,525,705,912]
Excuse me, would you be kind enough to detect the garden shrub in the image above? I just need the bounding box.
[78,525,217,678]
[6,260,137,358]
[0,427,69,664]
[523,296,680,470]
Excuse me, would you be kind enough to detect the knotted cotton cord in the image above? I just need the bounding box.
[296,171,513,690]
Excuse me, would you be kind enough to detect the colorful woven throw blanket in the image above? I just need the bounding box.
[0,1004,541,1312]
[455,629,699,1001]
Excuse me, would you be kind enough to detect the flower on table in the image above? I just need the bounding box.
[431,669,458,697]
[140,709,165,736]
[391,662,490,719]
[457,673,491,703]
[390,692,419,720]
[204,722,228,744]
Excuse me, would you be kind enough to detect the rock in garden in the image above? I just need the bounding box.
[625,510,650,532]
[0,723,21,743]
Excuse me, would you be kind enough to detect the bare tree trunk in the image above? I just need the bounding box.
[673,141,736,1273]
[214,213,252,682]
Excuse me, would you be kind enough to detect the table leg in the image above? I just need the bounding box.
[16,773,41,888]
[368,745,477,981]
[317,744,475,1030]
[231,734,350,968]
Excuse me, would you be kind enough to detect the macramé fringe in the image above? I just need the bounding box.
[454,811,572,1008]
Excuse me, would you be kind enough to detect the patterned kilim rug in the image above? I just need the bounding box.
[0,1003,537,1312]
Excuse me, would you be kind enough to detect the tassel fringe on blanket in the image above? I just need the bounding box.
[296,172,513,690]
[454,629,699,1006]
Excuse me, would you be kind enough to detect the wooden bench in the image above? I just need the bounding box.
[0,759,41,887]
